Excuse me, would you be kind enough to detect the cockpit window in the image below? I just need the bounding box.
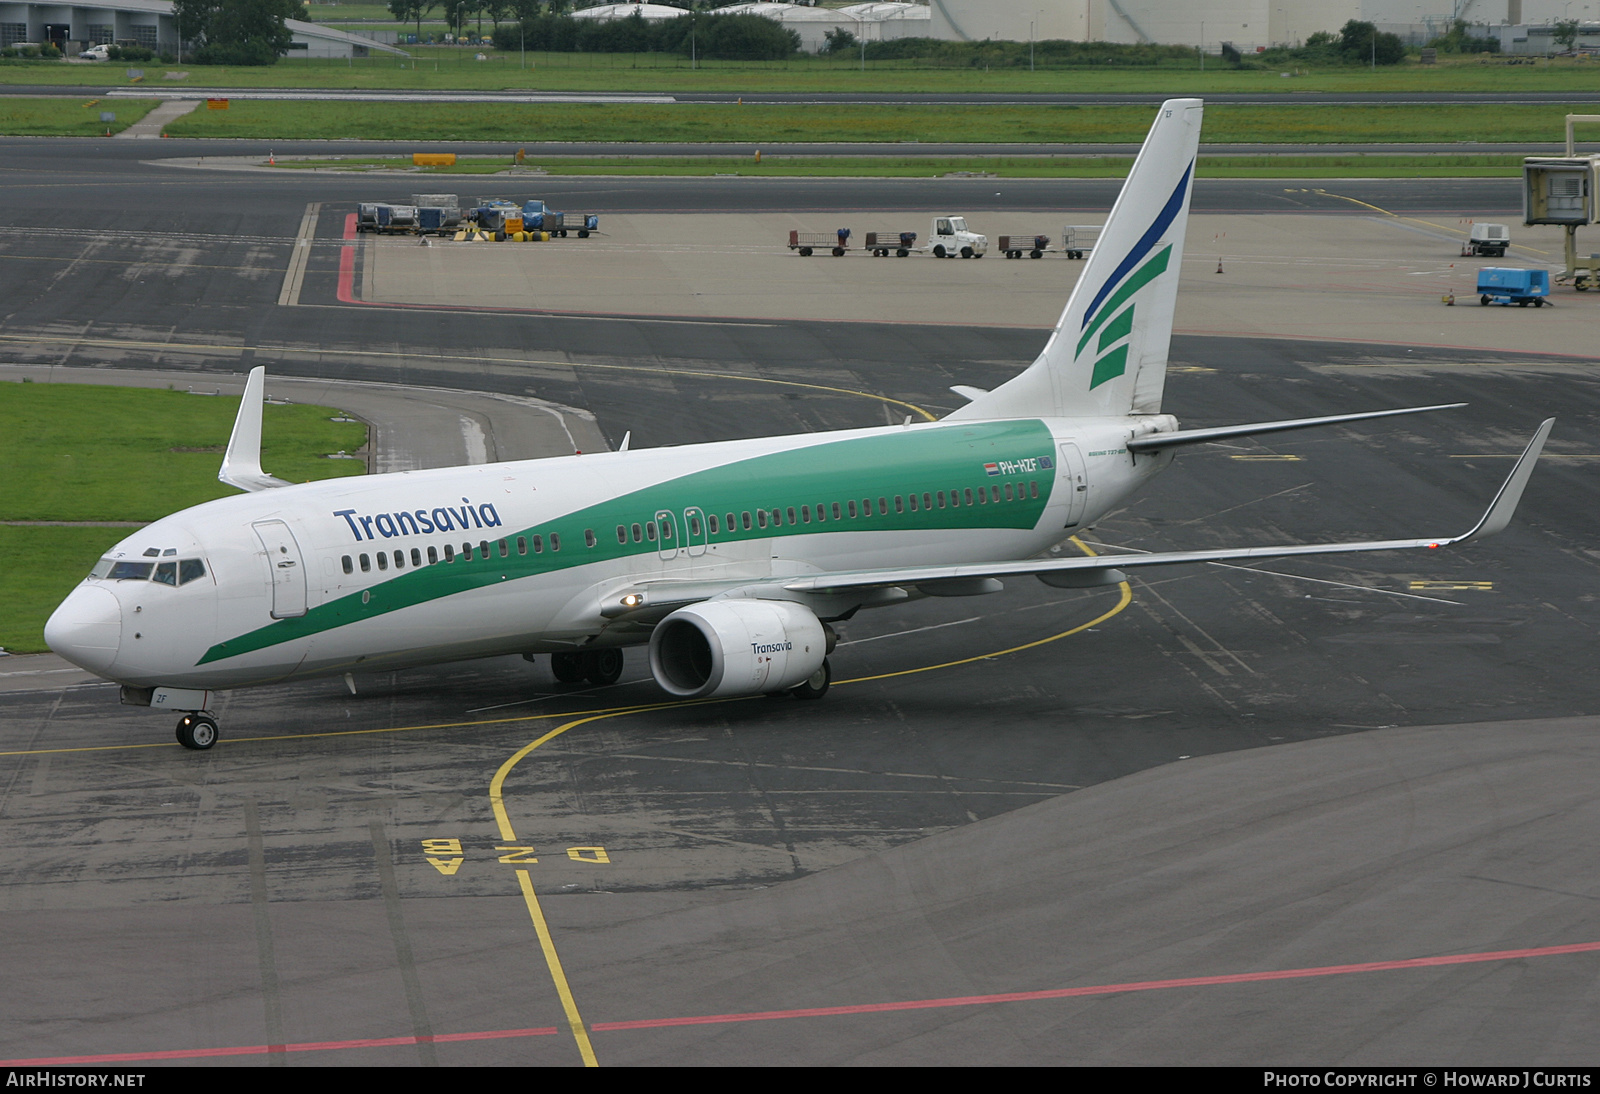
[102,561,153,581]
[90,557,207,584]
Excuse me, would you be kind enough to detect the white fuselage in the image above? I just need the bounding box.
[46,414,1175,692]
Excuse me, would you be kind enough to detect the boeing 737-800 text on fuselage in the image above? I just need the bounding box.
[44,99,1554,750]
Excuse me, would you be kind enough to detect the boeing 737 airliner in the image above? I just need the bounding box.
[44,99,1553,749]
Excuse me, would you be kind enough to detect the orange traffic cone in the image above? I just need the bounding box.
[1215,257,1224,274]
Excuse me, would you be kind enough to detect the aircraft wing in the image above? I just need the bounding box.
[780,418,1554,596]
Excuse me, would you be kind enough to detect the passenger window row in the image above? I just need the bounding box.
[698,480,1041,536]
[341,532,559,576]
[336,478,1043,579]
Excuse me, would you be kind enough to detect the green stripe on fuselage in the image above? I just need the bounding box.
[198,420,1059,665]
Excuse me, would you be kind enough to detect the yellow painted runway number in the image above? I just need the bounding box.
[421,838,464,876]
[420,837,612,873]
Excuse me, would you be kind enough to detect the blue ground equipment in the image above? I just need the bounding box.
[1477,267,1550,307]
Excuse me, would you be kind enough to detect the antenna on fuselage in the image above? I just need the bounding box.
[219,366,291,493]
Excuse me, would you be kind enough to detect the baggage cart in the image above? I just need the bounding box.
[788,228,852,257]
[998,234,1051,259]
[1060,225,1099,259]
[864,231,917,257]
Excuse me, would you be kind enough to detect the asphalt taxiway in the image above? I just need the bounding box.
[0,141,1597,1067]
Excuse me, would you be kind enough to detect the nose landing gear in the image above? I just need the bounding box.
[175,712,220,751]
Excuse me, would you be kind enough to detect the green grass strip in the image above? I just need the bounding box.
[0,383,368,652]
[163,101,1600,145]
[0,96,157,136]
[4,49,1600,93]
[274,152,1526,179]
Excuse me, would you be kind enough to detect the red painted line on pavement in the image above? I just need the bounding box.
[10,941,1597,1064]
[336,212,359,303]
[589,939,1600,1032]
[0,1026,560,1066]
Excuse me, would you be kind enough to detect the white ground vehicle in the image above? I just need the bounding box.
[1464,223,1511,257]
[82,44,111,60]
[925,216,987,259]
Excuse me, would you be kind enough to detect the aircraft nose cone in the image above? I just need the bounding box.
[44,585,122,677]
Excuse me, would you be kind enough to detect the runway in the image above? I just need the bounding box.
[1,141,1598,1067]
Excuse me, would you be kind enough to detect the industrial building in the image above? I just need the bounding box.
[0,0,407,58]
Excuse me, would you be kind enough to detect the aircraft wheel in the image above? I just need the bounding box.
[583,648,624,686]
[551,651,586,684]
[789,659,831,701]
[176,713,219,751]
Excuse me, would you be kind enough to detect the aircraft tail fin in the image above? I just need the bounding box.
[948,98,1202,422]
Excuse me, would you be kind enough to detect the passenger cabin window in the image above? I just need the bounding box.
[517,537,527,555]
[532,535,543,553]
[377,552,388,570]
[342,556,354,575]
[617,525,628,545]
[550,533,561,551]
[444,544,455,562]
[428,546,439,564]
[360,554,371,572]
[411,548,421,567]
[584,529,597,548]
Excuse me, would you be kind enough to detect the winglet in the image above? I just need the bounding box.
[218,366,290,492]
[1456,418,1554,543]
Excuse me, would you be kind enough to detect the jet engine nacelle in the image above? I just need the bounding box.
[648,599,826,699]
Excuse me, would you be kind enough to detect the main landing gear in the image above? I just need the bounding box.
[549,648,624,687]
[175,712,219,751]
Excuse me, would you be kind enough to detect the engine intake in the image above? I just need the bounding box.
[649,600,826,699]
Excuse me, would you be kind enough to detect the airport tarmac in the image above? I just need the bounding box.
[364,211,1600,355]
[1,149,1598,1067]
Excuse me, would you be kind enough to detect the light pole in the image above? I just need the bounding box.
[1029,19,1034,71]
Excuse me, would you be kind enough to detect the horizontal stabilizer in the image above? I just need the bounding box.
[219,366,291,493]
[1127,403,1466,452]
